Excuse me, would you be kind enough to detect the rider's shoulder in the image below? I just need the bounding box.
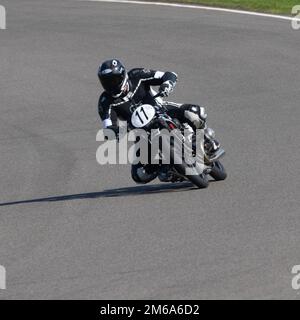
[128,68,143,77]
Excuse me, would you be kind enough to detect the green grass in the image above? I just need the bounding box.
[156,0,300,15]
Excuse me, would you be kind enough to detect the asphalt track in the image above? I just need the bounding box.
[0,0,299,299]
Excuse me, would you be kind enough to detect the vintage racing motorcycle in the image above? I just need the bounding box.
[129,95,227,189]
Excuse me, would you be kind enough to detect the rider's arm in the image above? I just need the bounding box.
[145,69,178,97]
[131,68,178,92]
[98,93,119,137]
[148,70,177,87]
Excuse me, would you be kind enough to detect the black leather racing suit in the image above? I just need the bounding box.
[98,68,206,183]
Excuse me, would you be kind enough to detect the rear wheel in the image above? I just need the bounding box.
[209,160,227,181]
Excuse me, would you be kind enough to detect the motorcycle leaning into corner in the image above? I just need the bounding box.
[128,93,227,189]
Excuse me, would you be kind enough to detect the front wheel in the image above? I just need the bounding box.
[174,162,209,189]
[161,127,209,189]
[209,160,227,181]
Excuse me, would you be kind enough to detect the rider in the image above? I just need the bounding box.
[98,59,219,183]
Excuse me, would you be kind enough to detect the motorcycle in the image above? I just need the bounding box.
[130,95,227,189]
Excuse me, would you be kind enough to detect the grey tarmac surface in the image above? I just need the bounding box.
[0,0,299,299]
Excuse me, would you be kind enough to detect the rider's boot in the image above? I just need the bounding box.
[204,127,226,163]
[204,128,220,156]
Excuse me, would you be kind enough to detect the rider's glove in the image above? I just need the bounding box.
[159,81,174,97]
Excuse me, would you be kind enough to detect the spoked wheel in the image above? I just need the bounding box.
[209,160,227,181]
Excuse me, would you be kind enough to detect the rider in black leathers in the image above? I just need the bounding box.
[98,59,218,183]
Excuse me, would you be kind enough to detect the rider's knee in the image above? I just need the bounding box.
[182,104,207,121]
[181,104,206,129]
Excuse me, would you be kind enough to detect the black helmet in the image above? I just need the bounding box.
[98,59,128,97]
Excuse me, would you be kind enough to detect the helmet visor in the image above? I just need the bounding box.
[100,73,124,94]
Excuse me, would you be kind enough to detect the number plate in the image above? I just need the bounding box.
[131,104,156,128]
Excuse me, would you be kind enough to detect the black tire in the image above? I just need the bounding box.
[161,127,209,188]
[173,160,209,189]
[209,160,227,181]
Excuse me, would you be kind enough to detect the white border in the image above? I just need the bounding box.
[0,5,6,30]
[83,0,300,22]
[0,265,6,290]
